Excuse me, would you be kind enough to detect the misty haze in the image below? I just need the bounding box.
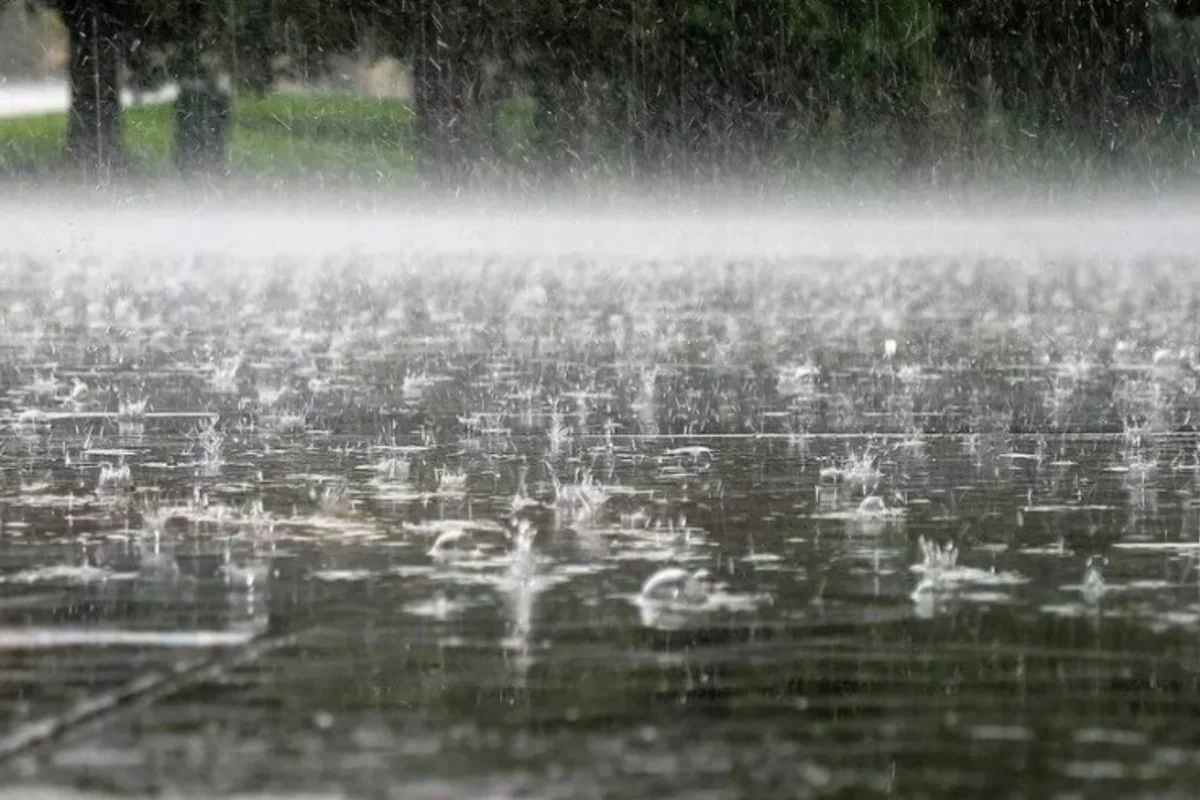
[4,2,1200,799]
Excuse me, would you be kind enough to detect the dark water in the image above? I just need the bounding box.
[4,208,1200,798]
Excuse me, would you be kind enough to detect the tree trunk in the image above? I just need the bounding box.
[62,1,124,174]
[236,0,275,95]
[174,82,232,176]
[413,52,464,174]
[172,1,231,176]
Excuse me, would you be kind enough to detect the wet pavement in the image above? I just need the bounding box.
[2,206,1200,798]
[0,79,176,119]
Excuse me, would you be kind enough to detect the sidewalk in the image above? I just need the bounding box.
[0,78,178,119]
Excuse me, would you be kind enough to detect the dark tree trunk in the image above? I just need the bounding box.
[412,0,494,179]
[174,82,232,176]
[172,1,231,176]
[236,0,275,95]
[414,52,466,174]
[529,59,572,168]
[61,1,124,173]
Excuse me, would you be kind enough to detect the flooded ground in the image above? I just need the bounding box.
[3,203,1200,798]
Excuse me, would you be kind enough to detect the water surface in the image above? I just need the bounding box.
[2,205,1200,798]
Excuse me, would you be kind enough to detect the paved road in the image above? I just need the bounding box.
[0,78,177,119]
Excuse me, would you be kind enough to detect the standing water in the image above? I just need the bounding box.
[3,197,1200,798]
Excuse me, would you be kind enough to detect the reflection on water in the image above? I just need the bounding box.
[4,212,1200,795]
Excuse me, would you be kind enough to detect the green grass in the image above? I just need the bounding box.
[6,88,1200,194]
[0,111,67,173]
[0,92,418,183]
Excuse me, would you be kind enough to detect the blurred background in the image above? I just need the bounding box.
[2,1,1200,189]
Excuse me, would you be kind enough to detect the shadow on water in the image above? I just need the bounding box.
[3,203,1200,797]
